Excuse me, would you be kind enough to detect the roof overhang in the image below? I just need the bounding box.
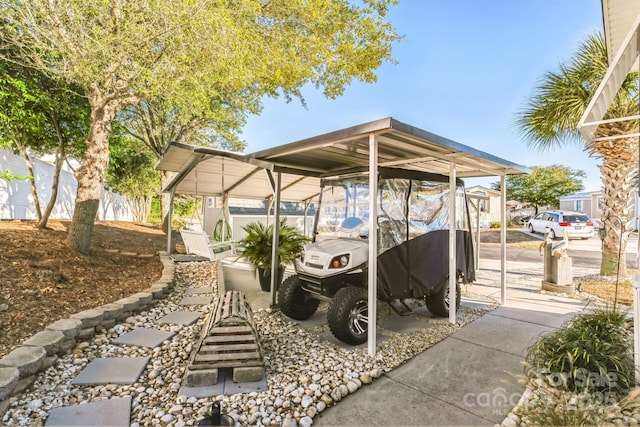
[157,117,529,201]
[578,11,640,142]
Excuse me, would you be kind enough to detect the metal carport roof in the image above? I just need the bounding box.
[158,117,529,200]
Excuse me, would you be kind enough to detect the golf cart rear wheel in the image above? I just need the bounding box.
[279,275,320,320]
[327,286,368,345]
[425,278,461,317]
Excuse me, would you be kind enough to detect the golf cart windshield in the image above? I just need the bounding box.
[315,169,470,252]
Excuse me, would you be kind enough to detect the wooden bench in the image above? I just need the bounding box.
[184,290,263,386]
[179,229,236,261]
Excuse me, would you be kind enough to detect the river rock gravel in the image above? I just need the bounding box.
[1,261,491,426]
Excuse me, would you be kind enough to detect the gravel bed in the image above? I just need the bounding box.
[2,261,492,427]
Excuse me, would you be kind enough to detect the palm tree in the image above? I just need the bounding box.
[516,32,639,276]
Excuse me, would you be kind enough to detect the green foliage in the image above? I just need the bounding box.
[147,197,162,226]
[106,131,160,199]
[525,307,633,396]
[488,220,516,228]
[239,219,309,274]
[492,165,585,210]
[0,59,88,157]
[0,170,32,182]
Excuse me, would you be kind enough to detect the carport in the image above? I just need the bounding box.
[157,117,529,355]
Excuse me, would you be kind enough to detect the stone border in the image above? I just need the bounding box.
[0,252,176,415]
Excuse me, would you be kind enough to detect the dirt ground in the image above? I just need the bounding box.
[0,220,172,358]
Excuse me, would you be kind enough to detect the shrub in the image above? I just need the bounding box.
[525,307,633,396]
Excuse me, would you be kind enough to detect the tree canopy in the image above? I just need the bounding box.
[492,165,585,213]
[0,0,400,253]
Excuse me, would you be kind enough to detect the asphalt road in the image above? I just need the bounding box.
[479,232,639,270]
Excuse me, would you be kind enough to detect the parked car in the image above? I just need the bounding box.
[526,210,595,239]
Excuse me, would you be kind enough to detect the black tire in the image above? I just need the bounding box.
[549,229,557,239]
[425,279,461,317]
[528,224,534,233]
[327,286,368,345]
[278,275,320,320]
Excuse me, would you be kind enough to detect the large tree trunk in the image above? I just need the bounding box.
[16,142,42,221]
[598,159,635,276]
[66,100,118,254]
[160,170,172,234]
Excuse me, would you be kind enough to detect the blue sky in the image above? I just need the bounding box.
[241,0,604,191]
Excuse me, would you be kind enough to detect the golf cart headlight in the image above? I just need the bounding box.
[330,254,350,269]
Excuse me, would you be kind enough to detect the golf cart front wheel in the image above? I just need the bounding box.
[327,286,368,345]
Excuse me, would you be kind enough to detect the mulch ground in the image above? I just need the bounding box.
[0,220,171,357]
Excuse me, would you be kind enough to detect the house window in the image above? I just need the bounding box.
[575,200,583,212]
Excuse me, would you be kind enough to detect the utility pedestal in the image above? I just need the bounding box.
[541,242,575,294]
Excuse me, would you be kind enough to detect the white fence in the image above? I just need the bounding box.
[0,149,132,221]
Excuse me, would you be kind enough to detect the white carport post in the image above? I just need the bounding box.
[500,175,507,305]
[270,172,282,308]
[367,133,378,356]
[166,188,176,253]
[448,162,457,324]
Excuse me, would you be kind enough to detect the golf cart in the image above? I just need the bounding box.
[278,167,475,345]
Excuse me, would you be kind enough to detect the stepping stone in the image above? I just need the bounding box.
[45,396,131,426]
[71,357,149,385]
[112,328,175,348]
[179,296,213,306]
[157,311,202,326]
[184,287,214,295]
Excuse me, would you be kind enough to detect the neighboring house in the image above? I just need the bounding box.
[466,185,501,227]
[0,149,132,221]
[559,190,639,230]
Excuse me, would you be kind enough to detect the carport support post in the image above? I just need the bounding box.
[270,172,282,308]
[166,188,176,253]
[634,276,640,383]
[500,174,507,305]
[448,162,457,324]
[367,133,378,356]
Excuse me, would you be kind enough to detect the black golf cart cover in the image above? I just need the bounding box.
[374,168,475,300]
